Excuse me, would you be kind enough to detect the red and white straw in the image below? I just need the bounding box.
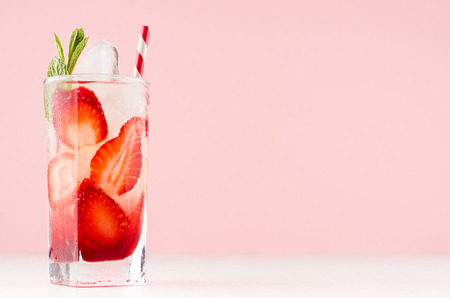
[133,25,150,78]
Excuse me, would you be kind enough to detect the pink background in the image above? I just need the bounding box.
[1,0,450,254]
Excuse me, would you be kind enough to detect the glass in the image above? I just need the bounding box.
[44,74,150,287]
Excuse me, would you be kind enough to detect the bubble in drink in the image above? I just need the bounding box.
[75,40,120,75]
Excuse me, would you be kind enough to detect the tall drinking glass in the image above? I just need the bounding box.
[44,74,149,286]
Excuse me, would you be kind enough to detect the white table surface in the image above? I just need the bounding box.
[0,254,449,297]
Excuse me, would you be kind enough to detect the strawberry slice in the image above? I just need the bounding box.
[90,117,145,196]
[48,152,77,208]
[78,179,128,247]
[52,86,108,149]
[78,192,145,262]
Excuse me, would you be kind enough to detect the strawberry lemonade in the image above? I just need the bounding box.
[44,29,149,286]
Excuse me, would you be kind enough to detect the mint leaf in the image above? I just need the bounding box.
[67,37,89,74]
[54,33,65,63]
[47,28,89,77]
[68,29,84,63]
[47,57,68,77]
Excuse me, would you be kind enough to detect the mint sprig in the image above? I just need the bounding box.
[54,33,65,63]
[67,35,89,74]
[68,29,84,62]
[47,28,89,77]
[47,57,68,77]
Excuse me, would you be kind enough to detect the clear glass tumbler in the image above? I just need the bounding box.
[44,74,149,286]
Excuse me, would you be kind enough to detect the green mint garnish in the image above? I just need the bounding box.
[68,29,85,63]
[47,57,68,77]
[54,33,65,63]
[67,36,89,74]
[47,28,89,77]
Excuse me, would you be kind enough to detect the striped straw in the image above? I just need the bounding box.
[133,25,150,78]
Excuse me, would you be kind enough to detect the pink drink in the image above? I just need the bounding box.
[44,75,149,286]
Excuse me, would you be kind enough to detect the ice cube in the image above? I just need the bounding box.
[75,40,119,75]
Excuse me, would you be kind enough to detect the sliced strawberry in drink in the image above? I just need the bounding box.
[77,235,102,262]
[48,152,77,208]
[78,192,145,262]
[52,86,108,149]
[90,117,145,196]
[78,179,128,248]
[112,192,145,258]
[51,87,71,107]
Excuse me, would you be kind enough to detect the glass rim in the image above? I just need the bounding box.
[43,74,150,86]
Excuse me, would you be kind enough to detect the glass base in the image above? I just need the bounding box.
[49,242,146,287]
